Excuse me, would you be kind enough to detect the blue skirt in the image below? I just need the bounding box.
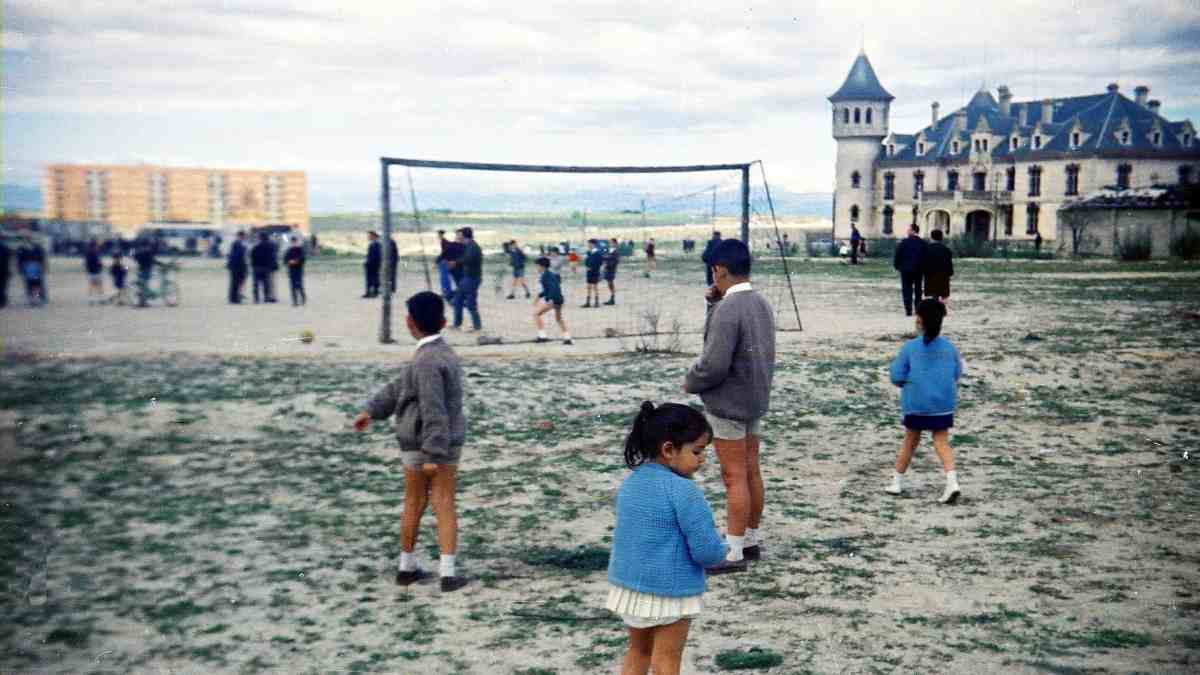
[903,414,953,431]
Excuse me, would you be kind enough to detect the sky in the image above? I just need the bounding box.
[3,0,1200,212]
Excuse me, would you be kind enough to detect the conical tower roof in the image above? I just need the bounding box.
[828,52,894,103]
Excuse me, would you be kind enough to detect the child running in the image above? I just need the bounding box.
[354,291,470,592]
[887,298,963,504]
[606,402,726,675]
[533,256,572,345]
[505,240,531,300]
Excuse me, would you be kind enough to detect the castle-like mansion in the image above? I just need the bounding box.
[829,52,1200,240]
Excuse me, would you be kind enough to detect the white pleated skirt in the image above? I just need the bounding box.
[606,584,703,628]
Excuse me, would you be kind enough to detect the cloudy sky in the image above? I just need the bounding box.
[4,0,1199,211]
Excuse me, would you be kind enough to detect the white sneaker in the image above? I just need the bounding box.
[885,477,903,495]
[939,482,961,504]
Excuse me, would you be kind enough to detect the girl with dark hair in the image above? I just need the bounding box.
[887,299,964,504]
[606,402,728,675]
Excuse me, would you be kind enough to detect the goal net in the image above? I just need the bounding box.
[377,158,801,345]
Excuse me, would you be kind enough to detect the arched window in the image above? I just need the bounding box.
[913,170,925,198]
[1065,164,1080,196]
[1120,130,1130,145]
[850,205,860,222]
[851,171,861,189]
[887,143,895,157]
[1005,167,1016,191]
[1026,203,1040,235]
[843,108,850,124]
[882,206,894,234]
[866,108,873,125]
[1028,165,1042,197]
[854,108,861,124]
[1010,136,1019,151]
[947,170,959,191]
[1033,135,1042,149]
[952,141,960,154]
[1116,164,1132,190]
[917,142,925,156]
[883,172,895,200]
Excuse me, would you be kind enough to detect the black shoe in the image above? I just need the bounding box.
[581,302,591,308]
[563,339,573,346]
[506,294,515,300]
[395,568,430,586]
[604,299,615,306]
[535,337,550,343]
[440,575,469,593]
[706,559,748,575]
[743,545,762,561]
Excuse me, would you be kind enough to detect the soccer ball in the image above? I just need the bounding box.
[300,330,315,344]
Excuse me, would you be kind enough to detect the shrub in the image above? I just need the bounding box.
[1116,229,1152,261]
[865,237,898,259]
[947,235,995,259]
[1170,227,1200,260]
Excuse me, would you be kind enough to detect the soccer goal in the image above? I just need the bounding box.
[377,157,802,345]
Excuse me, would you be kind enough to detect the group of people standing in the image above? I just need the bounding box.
[892,224,955,316]
[0,237,48,308]
[226,231,308,306]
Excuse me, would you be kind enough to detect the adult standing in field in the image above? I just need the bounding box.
[506,239,531,300]
[450,227,483,332]
[0,236,10,308]
[1034,231,1043,258]
[683,238,776,573]
[701,231,722,286]
[363,231,382,298]
[133,237,156,308]
[387,235,399,296]
[922,229,954,304]
[250,232,278,304]
[893,224,926,316]
[227,230,248,304]
[285,236,307,306]
[643,238,656,278]
[435,230,457,300]
[84,239,105,304]
[603,237,621,305]
[849,224,862,265]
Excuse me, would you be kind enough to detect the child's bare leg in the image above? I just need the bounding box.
[715,438,749,540]
[895,429,921,473]
[534,303,548,330]
[931,430,955,473]
[649,619,690,675]
[621,626,654,675]
[401,467,431,552]
[430,464,458,555]
[554,307,567,334]
[746,434,764,530]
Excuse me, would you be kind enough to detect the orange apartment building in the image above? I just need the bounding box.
[42,163,309,236]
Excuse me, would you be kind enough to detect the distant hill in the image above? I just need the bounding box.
[1,184,42,212]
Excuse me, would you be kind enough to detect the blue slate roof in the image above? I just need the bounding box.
[879,86,1199,164]
[829,52,894,103]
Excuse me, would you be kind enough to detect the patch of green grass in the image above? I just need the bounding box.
[714,647,784,670]
[1080,628,1152,649]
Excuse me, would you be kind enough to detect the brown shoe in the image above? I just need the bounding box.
[395,568,430,586]
[743,545,762,561]
[440,576,470,593]
[706,559,748,575]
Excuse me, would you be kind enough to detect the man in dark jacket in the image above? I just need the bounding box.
[893,224,927,316]
[849,224,862,265]
[250,232,278,303]
[0,237,10,308]
[702,231,722,285]
[921,228,954,301]
[133,238,157,307]
[363,231,381,298]
[226,231,248,304]
[284,236,306,306]
[450,227,483,331]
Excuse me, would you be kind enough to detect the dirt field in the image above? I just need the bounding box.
[2,254,1199,674]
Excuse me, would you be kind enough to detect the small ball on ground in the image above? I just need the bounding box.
[300,330,315,344]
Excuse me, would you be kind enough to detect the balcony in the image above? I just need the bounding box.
[920,190,1012,204]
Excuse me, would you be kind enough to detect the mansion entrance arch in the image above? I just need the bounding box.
[925,209,951,233]
[965,210,992,241]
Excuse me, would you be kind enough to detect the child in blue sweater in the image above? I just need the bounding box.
[606,402,728,675]
[888,298,963,503]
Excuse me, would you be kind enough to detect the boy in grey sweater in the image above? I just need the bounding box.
[354,291,469,592]
[684,238,776,572]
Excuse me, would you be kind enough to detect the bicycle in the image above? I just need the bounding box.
[135,259,181,307]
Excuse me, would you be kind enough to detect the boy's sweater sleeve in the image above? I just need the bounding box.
[415,361,451,453]
[684,306,736,394]
[889,343,910,387]
[365,371,404,419]
[670,480,727,568]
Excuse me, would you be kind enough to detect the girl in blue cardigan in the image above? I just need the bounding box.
[606,402,727,675]
[888,298,963,504]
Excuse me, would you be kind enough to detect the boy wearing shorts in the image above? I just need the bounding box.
[683,238,776,573]
[582,239,603,308]
[533,256,572,345]
[355,291,469,592]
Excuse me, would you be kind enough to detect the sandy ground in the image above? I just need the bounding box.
[2,256,1199,674]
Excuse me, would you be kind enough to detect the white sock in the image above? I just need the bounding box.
[946,470,959,486]
[726,534,745,562]
[745,528,760,547]
[893,471,905,485]
[440,554,456,578]
[399,551,417,572]
[538,329,547,339]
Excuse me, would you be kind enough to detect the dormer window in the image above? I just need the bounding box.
[1033,135,1042,149]
[1071,132,1081,148]
[952,141,960,154]
[887,144,895,157]
[1152,131,1162,146]
[1185,133,1193,147]
[1010,137,1019,151]
[917,142,925,156]
[1120,130,1130,145]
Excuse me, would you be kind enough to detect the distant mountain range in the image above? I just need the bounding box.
[0,183,833,219]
